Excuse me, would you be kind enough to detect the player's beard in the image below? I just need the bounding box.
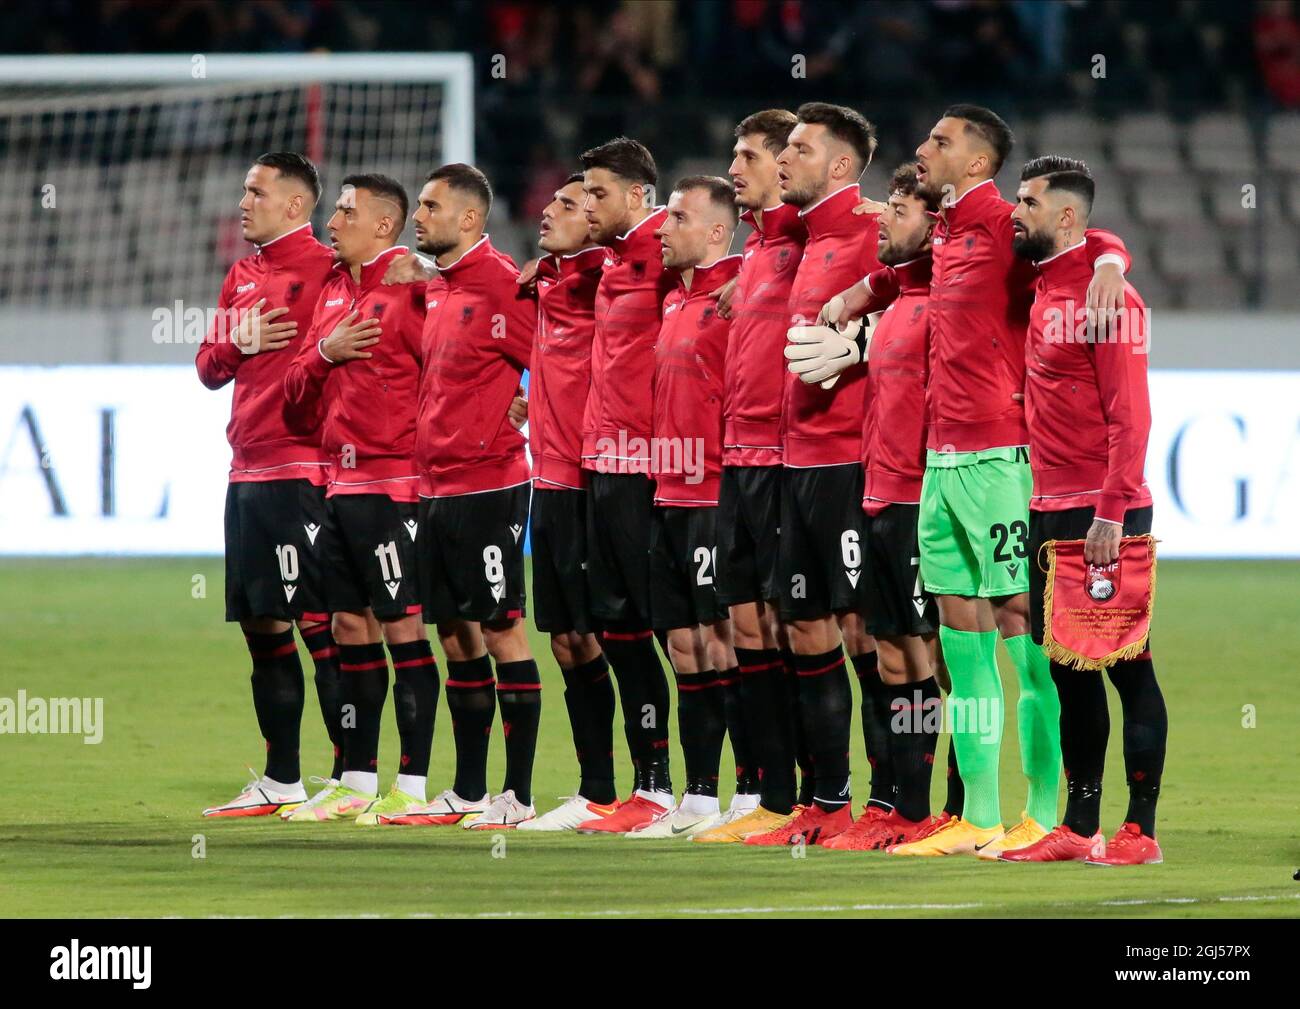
[417,234,457,257]
[878,234,924,267]
[1012,227,1055,262]
[915,174,948,208]
[779,176,821,209]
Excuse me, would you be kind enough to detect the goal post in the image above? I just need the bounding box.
[0,52,475,317]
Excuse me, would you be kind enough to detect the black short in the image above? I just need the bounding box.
[778,463,868,622]
[585,472,655,628]
[1029,504,1154,645]
[649,506,728,630]
[224,479,329,622]
[419,483,530,625]
[716,465,782,607]
[530,487,593,635]
[317,494,422,621]
[865,503,937,638]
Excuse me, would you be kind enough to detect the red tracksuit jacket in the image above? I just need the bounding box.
[784,184,880,468]
[923,180,1130,453]
[417,236,536,497]
[724,201,806,468]
[861,256,932,515]
[653,255,744,506]
[1025,242,1152,523]
[282,246,427,501]
[530,245,606,491]
[581,208,676,473]
[196,223,334,483]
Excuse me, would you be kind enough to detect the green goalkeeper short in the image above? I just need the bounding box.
[918,446,1033,598]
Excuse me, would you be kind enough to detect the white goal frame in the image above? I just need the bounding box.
[0,52,474,163]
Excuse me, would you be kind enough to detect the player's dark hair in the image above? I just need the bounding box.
[428,162,494,216]
[341,172,410,226]
[673,175,739,226]
[889,162,940,213]
[255,151,322,203]
[735,109,798,156]
[941,104,1014,175]
[795,102,878,170]
[564,171,585,186]
[579,136,658,188]
[1021,155,1095,215]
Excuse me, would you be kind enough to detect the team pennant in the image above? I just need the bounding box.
[1040,534,1157,671]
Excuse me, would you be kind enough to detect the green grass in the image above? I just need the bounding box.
[1,558,1297,918]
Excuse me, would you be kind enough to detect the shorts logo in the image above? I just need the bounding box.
[509,524,523,544]
[304,523,320,546]
[841,530,862,589]
[404,520,418,541]
[790,573,807,599]
[384,581,400,599]
[911,557,927,618]
[1007,562,1021,581]
[284,585,297,602]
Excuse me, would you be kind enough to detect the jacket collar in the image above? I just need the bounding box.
[677,253,743,298]
[333,245,409,290]
[254,222,316,264]
[941,178,1000,230]
[540,244,606,282]
[1034,239,1091,289]
[740,200,804,241]
[438,234,493,279]
[891,255,933,294]
[797,184,863,240]
[608,208,667,258]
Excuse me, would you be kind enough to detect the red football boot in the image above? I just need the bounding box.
[1085,822,1164,866]
[998,824,1103,862]
[885,810,953,852]
[821,804,890,850]
[743,803,852,846]
[576,794,665,834]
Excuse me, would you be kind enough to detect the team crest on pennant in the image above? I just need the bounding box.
[1040,534,1157,671]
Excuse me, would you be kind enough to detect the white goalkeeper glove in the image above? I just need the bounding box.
[785,313,876,390]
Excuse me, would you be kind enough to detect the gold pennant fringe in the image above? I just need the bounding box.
[1041,534,1158,671]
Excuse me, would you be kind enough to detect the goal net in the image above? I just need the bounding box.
[0,54,473,313]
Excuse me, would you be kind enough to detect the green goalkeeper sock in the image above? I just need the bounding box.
[938,626,1004,829]
[1003,633,1061,828]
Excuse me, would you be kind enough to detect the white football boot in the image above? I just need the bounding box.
[463,789,536,830]
[517,795,620,832]
[202,768,307,818]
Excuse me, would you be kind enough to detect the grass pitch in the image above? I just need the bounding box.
[1,557,1297,918]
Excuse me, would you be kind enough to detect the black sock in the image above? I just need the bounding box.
[794,646,852,812]
[388,639,439,780]
[1108,656,1167,837]
[300,623,345,780]
[561,654,618,804]
[717,666,756,793]
[675,668,725,798]
[496,659,542,805]
[339,642,388,779]
[852,652,894,810]
[1051,661,1108,836]
[445,655,495,800]
[783,648,816,806]
[602,630,672,794]
[245,629,305,784]
[943,734,964,818]
[891,676,940,823]
[737,647,796,813]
